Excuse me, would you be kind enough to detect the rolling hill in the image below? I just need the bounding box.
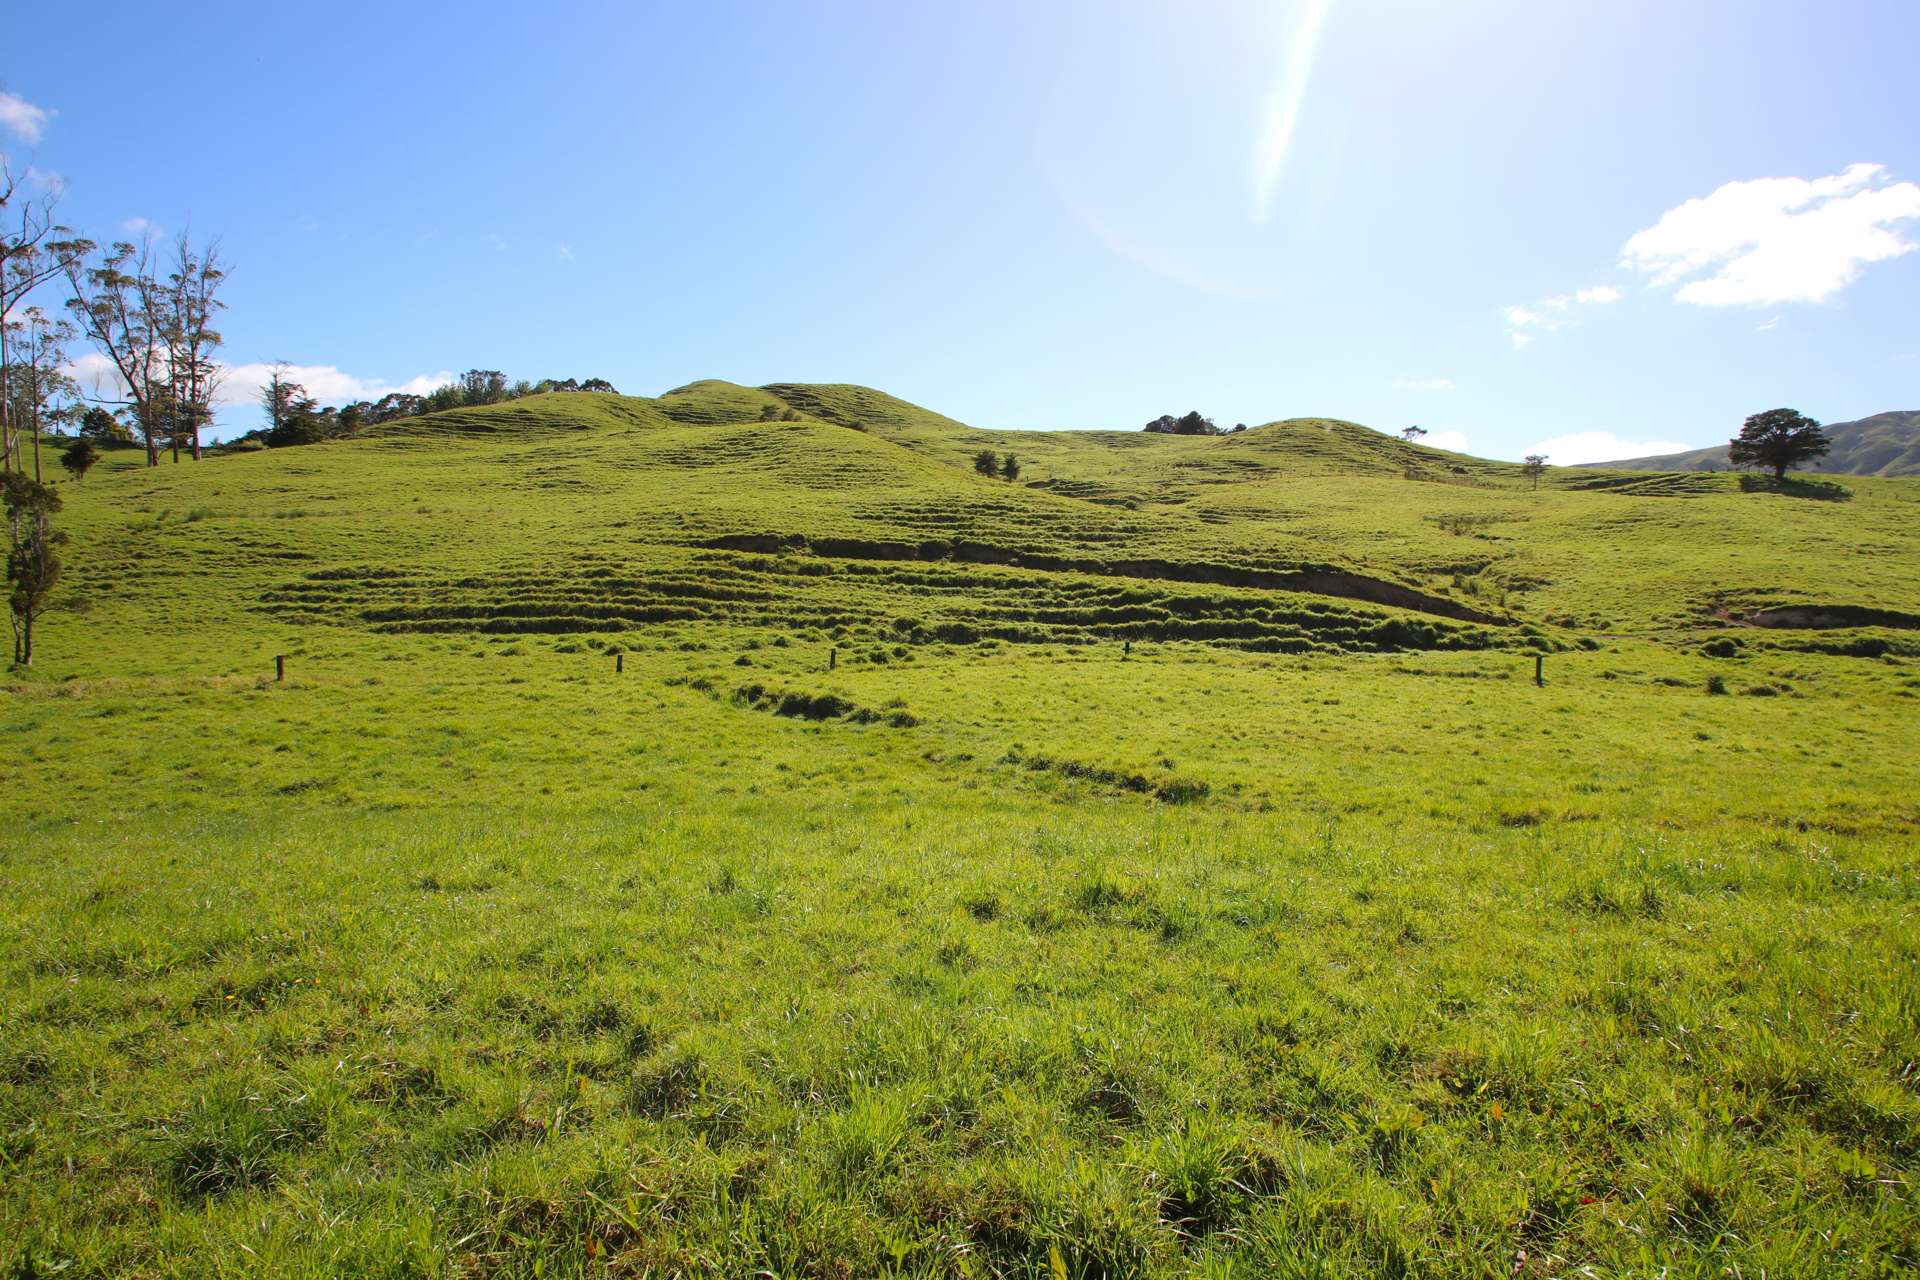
[1581,410,1920,476]
[6,381,1919,1276]
[43,379,1919,681]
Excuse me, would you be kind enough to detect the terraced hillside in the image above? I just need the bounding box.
[44,381,1920,677]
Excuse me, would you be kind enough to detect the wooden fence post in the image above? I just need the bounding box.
[1534,654,1544,687]
[616,653,624,674]
[276,655,285,682]
[829,646,837,671]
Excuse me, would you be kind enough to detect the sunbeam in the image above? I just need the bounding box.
[1250,0,1333,224]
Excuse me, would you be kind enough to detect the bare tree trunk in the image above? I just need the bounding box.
[1,328,12,476]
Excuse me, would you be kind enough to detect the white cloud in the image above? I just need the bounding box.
[1393,376,1455,391]
[1519,431,1696,465]
[1755,315,1780,332]
[0,91,52,144]
[62,354,454,415]
[20,164,65,196]
[218,362,454,408]
[120,216,161,238]
[62,353,131,397]
[557,242,574,260]
[1503,284,1620,347]
[1621,163,1920,306]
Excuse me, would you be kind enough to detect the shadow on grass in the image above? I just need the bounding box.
[1739,474,1853,502]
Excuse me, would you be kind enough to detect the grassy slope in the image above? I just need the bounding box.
[1585,410,1920,478]
[4,383,1918,1277]
[43,382,1920,675]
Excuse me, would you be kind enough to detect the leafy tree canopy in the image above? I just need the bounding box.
[1143,410,1219,436]
[1729,408,1829,481]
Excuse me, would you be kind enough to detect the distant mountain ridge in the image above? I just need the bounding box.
[1580,412,1920,477]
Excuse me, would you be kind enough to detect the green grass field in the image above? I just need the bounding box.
[4,383,1917,1277]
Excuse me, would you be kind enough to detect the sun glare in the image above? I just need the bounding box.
[1250,0,1333,224]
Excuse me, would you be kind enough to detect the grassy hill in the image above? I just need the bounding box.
[1582,410,1920,477]
[45,381,1920,671]
[4,383,1918,1276]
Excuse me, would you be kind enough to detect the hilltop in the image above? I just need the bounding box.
[1582,410,1920,477]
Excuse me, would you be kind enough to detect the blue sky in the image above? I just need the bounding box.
[5,0,1917,459]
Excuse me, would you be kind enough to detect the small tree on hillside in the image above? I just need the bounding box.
[4,472,63,665]
[1000,453,1020,481]
[1143,411,1220,436]
[1522,454,1548,489]
[458,369,507,405]
[367,392,421,424]
[1729,408,1829,481]
[60,438,100,482]
[973,449,998,476]
[79,406,130,444]
[267,393,330,447]
[260,364,300,435]
[1401,425,1427,443]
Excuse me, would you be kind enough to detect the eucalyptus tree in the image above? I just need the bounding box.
[1,160,89,474]
[2,306,79,480]
[63,236,166,465]
[64,232,227,466]
[160,235,226,461]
